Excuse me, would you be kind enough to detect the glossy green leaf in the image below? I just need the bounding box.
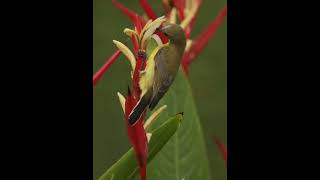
[143,33,211,179]
[146,68,212,180]
[98,114,183,180]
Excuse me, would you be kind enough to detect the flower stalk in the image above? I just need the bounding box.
[139,0,157,20]
[93,50,121,87]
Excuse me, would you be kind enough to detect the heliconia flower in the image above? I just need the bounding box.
[111,16,169,180]
[120,87,167,180]
[93,0,226,86]
[117,91,167,132]
[123,88,148,180]
[93,1,227,179]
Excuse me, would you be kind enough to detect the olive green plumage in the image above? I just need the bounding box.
[128,24,186,125]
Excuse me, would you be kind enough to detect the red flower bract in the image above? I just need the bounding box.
[139,0,157,20]
[172,0,185,20]
[125,88,148,180]
[111,0,146,31]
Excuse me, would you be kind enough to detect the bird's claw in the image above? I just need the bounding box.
[137,50,147,61]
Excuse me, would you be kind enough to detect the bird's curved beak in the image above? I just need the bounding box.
[158,24,174,33]
[156,27,164,33]
[157,24,171,32]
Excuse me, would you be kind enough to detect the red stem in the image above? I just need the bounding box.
[182,5,227,72]
[111,0,138,21]
[139,164,146,180]
[172,0,185,20]
[162,0,173,15]
[132,35,139,54]
[139,0,157,20]
[93,50,121,87]
[135,14,145,34]
[111,0,145,31]
[185,0,203,39]
[125,89,147,180]
[181,59,189,75]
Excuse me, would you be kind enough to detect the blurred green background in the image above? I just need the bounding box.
[93,0,227,179]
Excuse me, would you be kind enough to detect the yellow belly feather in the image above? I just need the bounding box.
[139,45,162,96]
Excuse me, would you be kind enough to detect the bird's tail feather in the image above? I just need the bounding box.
[149,91,166,111]
[128,92,151,125]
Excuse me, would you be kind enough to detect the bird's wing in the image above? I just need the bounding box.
[149,47,175,110]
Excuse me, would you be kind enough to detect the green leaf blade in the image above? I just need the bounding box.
[147,69,211,180]
[98,114,183,180]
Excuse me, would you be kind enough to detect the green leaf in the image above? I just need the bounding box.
[146,68,212,180]
[98,114,183,180]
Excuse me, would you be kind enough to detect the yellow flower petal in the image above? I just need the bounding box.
[144,16,165,33]
[123,28,138,38]
[180,1,200,29]
[186,0,193,12]
[146,133,152,143]
[151,34,164,46]
[117,92,126,113]
[185,39,193,52]
[141,16,166,49]
[139,19,153,40]
[112,40,136,70]
[169,8,177,24]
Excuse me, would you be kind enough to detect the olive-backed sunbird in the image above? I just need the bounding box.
[128,23,186,125]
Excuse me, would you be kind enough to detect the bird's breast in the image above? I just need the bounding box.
[139,45,162,96]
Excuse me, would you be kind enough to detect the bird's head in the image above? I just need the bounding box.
[159,23,186,49]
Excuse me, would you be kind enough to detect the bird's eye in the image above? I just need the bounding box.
[164,32,168,37]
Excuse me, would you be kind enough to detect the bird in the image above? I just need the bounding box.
[128,23,186,125]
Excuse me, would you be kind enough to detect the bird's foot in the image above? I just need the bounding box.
[137,50,147,61]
